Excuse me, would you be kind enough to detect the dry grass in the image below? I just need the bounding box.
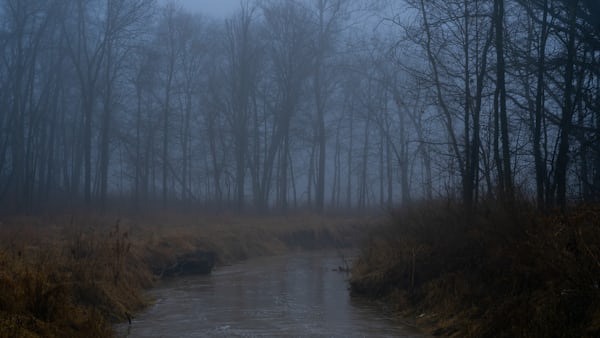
[0,212,370,337]
[127,212,369,272]
[350,201,600,337]
[0,219,148,337]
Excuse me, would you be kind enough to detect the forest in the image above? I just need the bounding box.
[0,0,600,337]
[1,0,597,215]
[1,0,600,336]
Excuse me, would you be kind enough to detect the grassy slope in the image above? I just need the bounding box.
[350,201,600,337]
[0,212,372,337]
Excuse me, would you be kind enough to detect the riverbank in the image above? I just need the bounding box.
[0,212,372,337]
[349,201,600,337]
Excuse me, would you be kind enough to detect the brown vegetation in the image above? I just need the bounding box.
[0,213,369,337]
[350,201,600,337]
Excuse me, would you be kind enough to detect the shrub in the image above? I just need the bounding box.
[350,201,600,337]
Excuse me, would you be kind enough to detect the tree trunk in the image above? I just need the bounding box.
[553,0,577,209]
[494,0,513,203]
[533,0,549,210]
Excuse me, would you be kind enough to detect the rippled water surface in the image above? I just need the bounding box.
[116,251,424,337]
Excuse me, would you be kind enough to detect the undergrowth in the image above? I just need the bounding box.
[0,212,368,337]
[0,220,148,337]
[350,200,600,337]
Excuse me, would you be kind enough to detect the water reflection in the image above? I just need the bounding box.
[116,252,424,337]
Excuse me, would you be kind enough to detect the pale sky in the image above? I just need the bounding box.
[173,0,240,17]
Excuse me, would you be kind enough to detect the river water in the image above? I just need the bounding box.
[116,251,424,337]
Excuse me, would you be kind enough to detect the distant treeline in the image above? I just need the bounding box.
[0,0,598,213]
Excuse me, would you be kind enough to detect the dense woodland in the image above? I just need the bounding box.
[0,0,598,214]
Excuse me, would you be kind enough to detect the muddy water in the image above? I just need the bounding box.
[116,251,424,337]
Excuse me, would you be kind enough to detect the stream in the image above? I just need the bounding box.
[116,251,424,337]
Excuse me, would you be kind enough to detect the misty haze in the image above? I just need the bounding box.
[0,0,599,337]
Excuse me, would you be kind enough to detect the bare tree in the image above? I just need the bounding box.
[310,0,346,212]
[98,0,154,207]
[223,2,260,211]
[258,0,315,211]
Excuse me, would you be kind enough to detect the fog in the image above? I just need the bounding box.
[167,0,239,17]
[0,0,598,214]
